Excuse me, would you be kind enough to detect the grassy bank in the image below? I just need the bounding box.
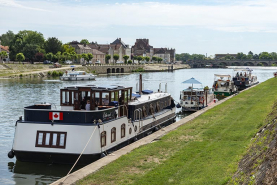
[77,78,277,185]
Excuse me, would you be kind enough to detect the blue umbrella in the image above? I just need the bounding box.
[182,77,202,85]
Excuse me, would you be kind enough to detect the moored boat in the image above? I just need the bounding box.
[179,77,214,112]
[60,70,96,81]
[213,74,237,97]
[232,68,259,90]
[8,74,176,165]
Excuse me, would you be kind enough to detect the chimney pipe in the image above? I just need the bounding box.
[139,74,142,95]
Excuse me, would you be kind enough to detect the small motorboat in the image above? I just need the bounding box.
[60,71,96,81]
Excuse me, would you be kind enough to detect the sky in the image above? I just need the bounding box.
[1,0,277,56]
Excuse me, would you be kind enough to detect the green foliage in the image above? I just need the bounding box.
[80,39,89,45]
[157,57,163,63]
[19,74,23,78]
[58,71,63,76]
[144,56,150,62]
[81,53,89,63]
[0,51,8,62]
[61,44,75,53]
[127,60,132,64]
[123,55,129,63]
[105,54,111,64]
[47,71,51,76]
[152,56,157,63]
[9,30,44,61]
[259,52,273,60]
[46,52,54,61]
[44,37,62,54]
[16,53,25,63]
[87,53,93,62]
[236,52,247,60]
[51,71,58,77]
[137,56,143,63]
[0,30,15,46]
[132,67,144,72]
[113,54,119,62]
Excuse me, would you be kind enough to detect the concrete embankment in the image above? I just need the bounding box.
[0,64,189,78]
[51,82,257,185]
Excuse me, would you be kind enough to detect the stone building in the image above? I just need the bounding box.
[69,41,92,54]
[109,38,131,63]
[91,49,105,64]
[132,39,175,63]
[131,39,154,57]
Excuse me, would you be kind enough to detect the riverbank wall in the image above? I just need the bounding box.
[51,81,259,185]
[0,64,189,78]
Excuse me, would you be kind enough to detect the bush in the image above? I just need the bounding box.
[128,60,132,64]
[132,68,144,72]
[19,74,23,78]
[47,71,51,76]
[52,71,58,77]
[59,71,63,76]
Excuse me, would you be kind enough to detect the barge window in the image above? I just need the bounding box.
[111,127,116,143]
[37,133,43,145]
[45,133,50,145]
[121,124,125,138]
[101,131,106,147]
[35,131,67,149]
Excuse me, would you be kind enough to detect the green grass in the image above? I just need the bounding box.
[77,78,277,185]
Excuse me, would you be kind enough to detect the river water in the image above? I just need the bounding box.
[0,67,276,185]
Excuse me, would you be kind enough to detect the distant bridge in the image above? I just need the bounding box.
[187,60,277,68]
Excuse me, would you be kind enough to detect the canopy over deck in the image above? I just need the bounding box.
[182,77,202,85]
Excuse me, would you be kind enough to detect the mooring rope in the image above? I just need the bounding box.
[60,126,98,184]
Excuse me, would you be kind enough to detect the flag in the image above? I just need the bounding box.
[49,112,63,120]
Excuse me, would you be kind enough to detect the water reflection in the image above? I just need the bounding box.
[0,68,276,184]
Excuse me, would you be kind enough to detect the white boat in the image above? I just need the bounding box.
[232,68,259,90]
[213,74,237,97]
[60,71,96,81]
[179,77,214,112]
[8,74,176,164]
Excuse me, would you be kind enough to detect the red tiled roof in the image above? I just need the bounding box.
[0,45,9,53]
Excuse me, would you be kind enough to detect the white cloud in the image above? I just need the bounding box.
[0,0,276,33]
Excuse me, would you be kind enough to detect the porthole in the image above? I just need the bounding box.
[129,128,132,134]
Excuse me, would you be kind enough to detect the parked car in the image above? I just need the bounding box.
[53,62,62,68]
[43,60,52,64]
[116,61,124,64]
[65,60,73,64]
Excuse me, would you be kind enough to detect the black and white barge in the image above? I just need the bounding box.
[8,75,176,164]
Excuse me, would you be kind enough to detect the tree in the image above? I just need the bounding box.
[236,52,247,60]
[80,39,89,45]
[22,44,38,62]
[152,56,157,63]
[0,51,8,63]
[9,30,44,61]
[46,52,54,61]
[270,52,277,60]
[56,51,62,62]
[81,53,89,64]
[16,53,25,63]
[248,51,253,56]
[137,56,143,64]
[0,30,15,46]
[87,53,93,63]
[123,55,129,64]
[44,37,62,54]
[157,57,163,63]
[144,56,150,63]
[63,52,70,61]
[259,52,273,60]
[113,54,119,64]
[253,54,259,59]
[246,54,253,60]
[127,60,132,64]
[61,44,75,53]
[105,54,111,64]
[175,53,190,62]
[35,52,44,62]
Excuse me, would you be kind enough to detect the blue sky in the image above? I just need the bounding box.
[0,0,276,56]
